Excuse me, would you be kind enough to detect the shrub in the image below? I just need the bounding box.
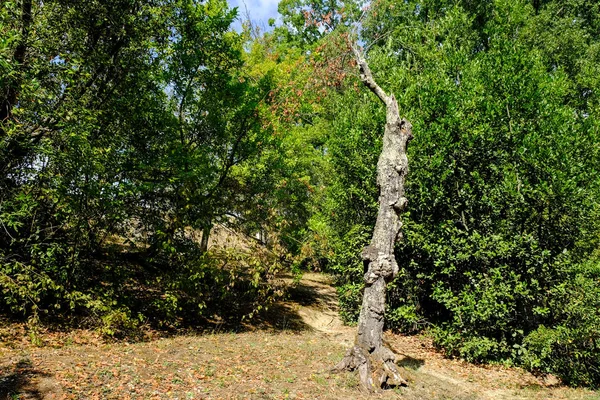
[523,261,600,388]
[320,0,600,387]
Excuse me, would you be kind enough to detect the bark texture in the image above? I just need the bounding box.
[333,46,413,391]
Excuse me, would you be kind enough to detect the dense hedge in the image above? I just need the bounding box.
[323,0,600,387]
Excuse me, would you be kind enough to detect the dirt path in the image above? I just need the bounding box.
[257,272,598,400]
[277,273,354,342]
[1,273,598,399]
[258,273,598,400]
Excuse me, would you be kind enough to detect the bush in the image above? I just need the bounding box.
[319,0,600,387]
[523,261,600,388]
[327,225,370,324]
[0,226,286,337]
[336,282,363,325]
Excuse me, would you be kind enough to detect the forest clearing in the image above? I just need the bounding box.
[2,0,600,397]
[2,273,598,399]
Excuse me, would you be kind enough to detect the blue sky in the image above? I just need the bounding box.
[227,0,281,32]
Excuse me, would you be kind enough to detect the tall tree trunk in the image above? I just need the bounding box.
[333,46,413,391]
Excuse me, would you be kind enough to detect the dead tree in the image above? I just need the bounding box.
[333,44,413,391]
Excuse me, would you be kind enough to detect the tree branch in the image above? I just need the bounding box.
[350,43,389,105]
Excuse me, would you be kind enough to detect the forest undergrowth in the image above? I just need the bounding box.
[1,273,598,400]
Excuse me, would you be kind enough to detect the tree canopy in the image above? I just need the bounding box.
[1,0,600,388]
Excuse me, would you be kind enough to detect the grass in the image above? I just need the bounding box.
[1,272,599,399]
[2,329,598,399]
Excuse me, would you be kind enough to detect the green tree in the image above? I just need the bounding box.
[296,0,600,387]
[0,0,287,333]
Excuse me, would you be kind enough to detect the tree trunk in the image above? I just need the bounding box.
[1,0,34,178]
[199,223,212,253]
[333,46,413,391]
[1,0,32,125]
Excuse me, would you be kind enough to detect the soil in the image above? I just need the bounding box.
[1,272,598,399]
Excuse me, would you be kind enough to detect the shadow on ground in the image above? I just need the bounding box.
[170,274,325,334]
[285,276,339,310]
[0,359,48,400]
[248,275,335,332]
[250,302,312,331]
[398,355,425,371]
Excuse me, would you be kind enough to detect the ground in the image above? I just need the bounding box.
[1,273,599,400]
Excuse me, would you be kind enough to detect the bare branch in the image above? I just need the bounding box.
[349,42,389,105]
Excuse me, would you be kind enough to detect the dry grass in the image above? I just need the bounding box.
[1,273,599,400]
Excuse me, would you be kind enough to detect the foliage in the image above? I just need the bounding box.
[3,0,600,389]
[275,0,360,47]
[522,259,600,387]
[0,0,294,335]
[284,0,600,387]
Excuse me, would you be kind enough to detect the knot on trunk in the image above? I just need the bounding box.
[400,118,413,141]
[363,254,398,284]
[394,163,408,175]
[392,197,408,212]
